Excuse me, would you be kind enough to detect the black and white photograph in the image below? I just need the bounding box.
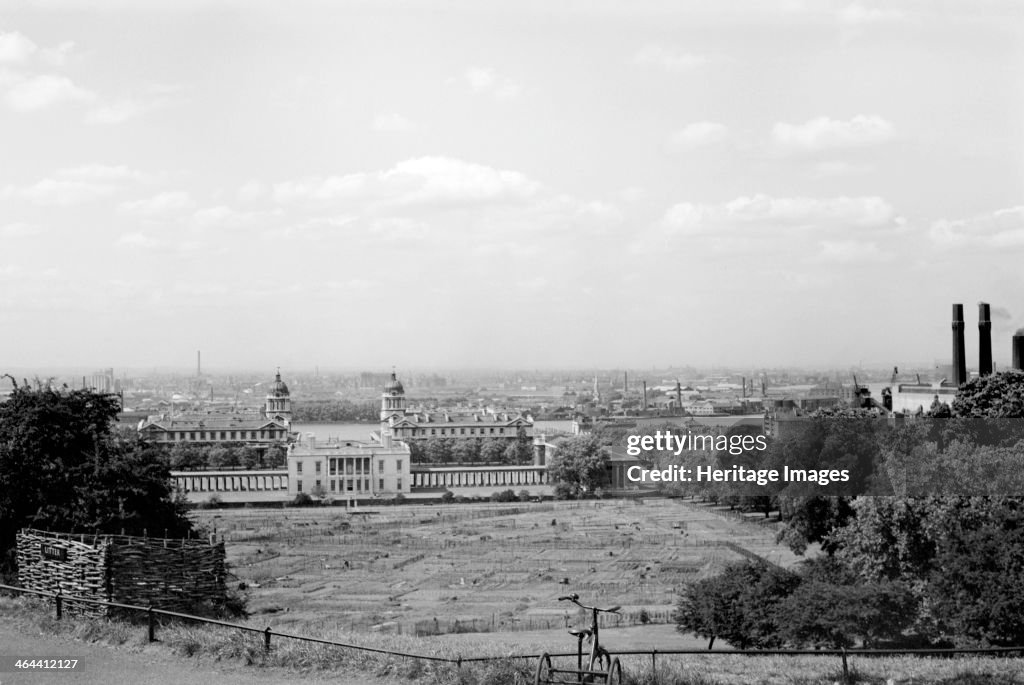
[1,1,1023,683]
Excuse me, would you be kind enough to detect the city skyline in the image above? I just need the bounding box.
[2,0,1022,369]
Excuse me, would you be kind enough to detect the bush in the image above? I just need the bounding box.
[199,494,223,509]
[291,492,313,507]
[490,489,517,503]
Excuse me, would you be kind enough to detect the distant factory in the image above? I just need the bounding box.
[890,302,1022,414]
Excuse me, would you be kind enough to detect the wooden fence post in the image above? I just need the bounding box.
[652,648,658,683]
[841,647,849,684]
[264,626,272,652]
[148,606,156,642]
[55,590,62,620]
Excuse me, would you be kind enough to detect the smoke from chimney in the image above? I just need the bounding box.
[978,302,993,376]
[952,304,967,386]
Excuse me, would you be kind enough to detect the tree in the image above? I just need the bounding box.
[951,370,1024,418]
[479,439,508,463]
[776,580,917,648]
[264,443,287,468]
[675,561,799,649]
[547,435,610,495]
[0,385,193,578]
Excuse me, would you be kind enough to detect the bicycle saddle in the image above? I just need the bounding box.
[568,628,592,638]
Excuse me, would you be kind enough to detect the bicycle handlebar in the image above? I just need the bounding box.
[558,594,620,613]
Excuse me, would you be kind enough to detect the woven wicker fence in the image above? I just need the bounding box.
[16,529,227,617]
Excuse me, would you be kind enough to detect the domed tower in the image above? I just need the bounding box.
[265,368,292,426]
[379,370,407,448]
[380,370,406,422]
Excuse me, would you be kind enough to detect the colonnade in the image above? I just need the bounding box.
[171,470,289,493]
[410,467,546,489]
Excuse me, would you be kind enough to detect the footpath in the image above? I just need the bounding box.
[0,625,397,685]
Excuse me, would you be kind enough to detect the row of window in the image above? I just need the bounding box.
[296,458,404,474]
[160,429,285,441]
[297,478,403,493]
[399,426,516,437]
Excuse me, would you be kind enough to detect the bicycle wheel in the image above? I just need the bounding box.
[606,657,623,685]
[534,652,553,685]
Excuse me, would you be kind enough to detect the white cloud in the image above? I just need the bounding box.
[816,240,893,263]
[812,160,873,177]
[118,191,195,215]
[0,31,38,63]
[59,164,146,182]
[930,206,1024,249]
[838,4,905,25]
[463,67,521,100]
[86,84,185,124]
[86,99,148,124]
[116,231,203,252]
[192,205,278,230]
[0,222,43,237]
[3,73,95,111]
[773,115,895,151]
[116,232,166,249]
[273,157,540,208]
[3,165,145,206]
[371,112,414,132]
[669,121,729,149]
[660,194,899,236]
[18,178,116,205]
[632,45,709,71]
[237,180,266,203]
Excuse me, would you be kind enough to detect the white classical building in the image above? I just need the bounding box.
[377,371,533,445]
[138,369,293,445]
[287,437,411,499]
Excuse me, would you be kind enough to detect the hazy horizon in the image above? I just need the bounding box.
[3,1,1021,370]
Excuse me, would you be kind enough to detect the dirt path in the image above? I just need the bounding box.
[0,625,399,685]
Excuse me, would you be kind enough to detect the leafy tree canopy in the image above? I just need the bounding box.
[547,435,610,495]
[0,385,193,577]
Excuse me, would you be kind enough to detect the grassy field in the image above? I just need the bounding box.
[193,498,802,642]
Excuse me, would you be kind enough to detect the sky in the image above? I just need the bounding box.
[1,0,1022,372]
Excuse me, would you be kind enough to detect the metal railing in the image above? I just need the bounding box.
[3,582,1023,679]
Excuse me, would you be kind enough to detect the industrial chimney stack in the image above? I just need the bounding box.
[978,303,993,376]
[1014,330,1024,371]
[952,304,967,386]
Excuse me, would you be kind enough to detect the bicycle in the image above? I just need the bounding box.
[534,593,624,684]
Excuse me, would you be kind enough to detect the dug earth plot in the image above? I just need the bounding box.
[193,498,804,651]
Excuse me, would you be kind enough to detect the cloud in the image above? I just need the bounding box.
[463,67,521,100]
[17,178,116,205]
[371,112,414,132]
[662,194,898,236]
[812,160,873,177]
[86,84,186,124]
[192,205,279,230]
[930,206,1024,249]
[3,73,95,111]
[59,164,146,182]
[837,4,905,25]
[118,191,195,215]
[669,121,729,149]
[632,45,709,71]
[237,180,266,203]
[86,99,148,124]
[0,222,43,237]
[115,231,202,252]
[273,157,541,208]
[772,115,895,151]
[816,240,893,263]
[0,31,38,63]
[4,165,146,205]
